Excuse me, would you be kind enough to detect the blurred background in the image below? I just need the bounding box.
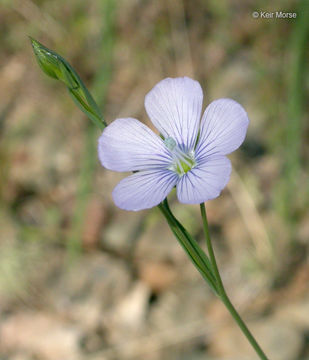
[0,0,308,359]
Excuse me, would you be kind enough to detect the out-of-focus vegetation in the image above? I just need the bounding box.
[0,0,308,359]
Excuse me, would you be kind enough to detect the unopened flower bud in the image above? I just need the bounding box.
[30,37,78,89]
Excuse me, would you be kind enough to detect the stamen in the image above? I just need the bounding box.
[164,137,196,176]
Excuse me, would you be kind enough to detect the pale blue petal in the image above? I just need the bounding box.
[195,99,249,161]
[113,170,178,211]
[145,77,203,150]
[176,156,231,204]
[98,118,172,172]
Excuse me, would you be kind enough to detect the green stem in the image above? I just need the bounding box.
[158,200,218,294]
[200,203,269,360]
[162,199,214,276]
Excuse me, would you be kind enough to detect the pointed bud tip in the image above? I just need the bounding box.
[29,37,45,55]
[28,36,36,45]
[29,37,80,89]
[30,37,60,80]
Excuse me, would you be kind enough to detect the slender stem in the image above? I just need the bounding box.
[200,203,269,360]
[158,202,218,294]
[162,199,215,281]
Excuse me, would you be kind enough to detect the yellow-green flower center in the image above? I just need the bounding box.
[174,156,195,175]
[164,137,196,176]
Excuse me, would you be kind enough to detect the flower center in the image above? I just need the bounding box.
[164,137,196,176]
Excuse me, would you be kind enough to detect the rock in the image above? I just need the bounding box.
[274,297,309,330]
[68,298,103,330]
[135,216,182,262]
[102,210,144,254]
[49,253,132,334]
[0,311,80,360]
[109,281,150,333]
[53,253,131,310]
[6,354,32,360]
[149,281,212,331]
[137,260,177,292]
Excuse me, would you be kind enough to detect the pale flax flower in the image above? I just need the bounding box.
[98,77,249,211]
